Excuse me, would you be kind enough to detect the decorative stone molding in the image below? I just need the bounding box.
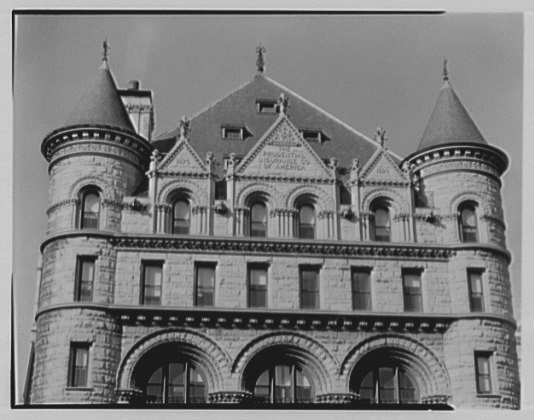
[236,174,335,184]
[108,236,456,259]
[46,198,79,215]
[115,388,143,404]
[393,213,412,222]
[208,391,254,404]
[192,205,209,215]
[234,207,250,216]
[315,393,360,404]
[155,203,171,211]
[122,199,149,211]
[41,126,152,163]
[340,207,355,220]
[421,394,450,404]
[481,213,505,228]
[317,210,335,220]
[213,201,227,215]
[269,208,297,218]
[102,199,123,209]
[360,179,410,187]
[158,171,210,179]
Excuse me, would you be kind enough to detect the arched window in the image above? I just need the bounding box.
[250,202,267,237]
[80,189,100,229]
[173,199,190,234]
[459,202,478,242]
[356,365,417,404]
[298,204,316,239]
[145,361,206,404]
[133,345,208,405]
[371,203,391,242]
[253,364,313,404]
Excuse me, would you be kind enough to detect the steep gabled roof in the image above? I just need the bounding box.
[417,79,486,152]
[153,73,393,180]
[64,61,135,133]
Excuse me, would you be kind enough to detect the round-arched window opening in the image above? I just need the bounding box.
[173,199,191,234]
[298,204,316,239]
[370,203,391,242]
[458,202,478,243]
[132,345,208,405]
[252,363,314,404]
[250,201,267,237]
[80,189,100,229]
[355,365,417,404]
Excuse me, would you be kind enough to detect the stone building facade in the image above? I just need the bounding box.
[26,48,520,409]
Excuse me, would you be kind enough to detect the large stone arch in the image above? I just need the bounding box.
[340,334,451,399]
[449,191,487,214]
[116,328,231,393]
[235,182,283,209]
[157,179,208,207]
[285,184,330,211]
[361,187,409,214]
[69,176,110,201]
[232,331,339,396]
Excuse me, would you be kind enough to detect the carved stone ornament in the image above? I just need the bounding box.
[374,127,388,148]
[340,207,355,220]
[277,93,290,115]
[178,116,191,138]
[213,200,228,215]
[208,391,254,404]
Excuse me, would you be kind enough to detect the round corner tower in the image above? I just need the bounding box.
[30,53,153,403]
[403,70,519,408]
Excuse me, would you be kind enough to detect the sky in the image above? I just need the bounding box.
[12,12,523,403]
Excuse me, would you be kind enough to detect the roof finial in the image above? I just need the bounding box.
[179,116,191,139]
[256,43,266,73]
[443,58,449,81]
[277,93,290,115]
[102,39,110,63]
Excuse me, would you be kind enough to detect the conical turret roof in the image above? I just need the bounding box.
[417,78,486,152]
[64,60,135,133]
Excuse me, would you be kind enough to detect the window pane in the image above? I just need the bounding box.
[299,205,315,239]
[274,365,292,403]
[301,270,318,291]
[403,272,422,312]
[250,268,267,286]
[70,345,89,387]
[461,208,476,226]
[143,264,162,305]
[353,270,371,310]
[84,193,99,213]
[197,266,214,288]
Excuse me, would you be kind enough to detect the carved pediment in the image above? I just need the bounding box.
[158,138,207,173]
[360,149,409,185]
[236,115,332,179]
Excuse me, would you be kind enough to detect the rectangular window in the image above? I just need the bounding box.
[402,269,423,312]
[301,130,323,143]
[68,343,90,388]
[75,257,96,302]
[141,262,163,305]
[196,263,215,307]
[256,100,277,114]
[468,269,484,312]
[300,267,320,309]
[352,268,372,310]
[222,126,246,140]
[249,265,268,308]
[475,352,493,394]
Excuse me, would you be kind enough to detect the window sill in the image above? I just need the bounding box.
[65,387,93,392]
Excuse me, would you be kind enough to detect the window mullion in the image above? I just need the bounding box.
[292,364,296,403]
[185,362,190,404]
[395,367,400,404]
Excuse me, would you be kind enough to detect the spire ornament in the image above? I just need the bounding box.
[102,39,110,63]
[256,44,266,73]
[374,127,388,148]
[179,116,191,139]
[443,58,449,81]
[277,93,290,115]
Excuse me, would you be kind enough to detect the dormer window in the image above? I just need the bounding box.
[256,100,278,114]
[300,129,326,143]
[221,125,250,140]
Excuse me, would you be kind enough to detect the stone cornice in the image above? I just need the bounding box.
[40,231,512,262]
[360,180,410,188]
[235,174,335,184]
[41,126,152,163]
[34,302,517,330]
[157,171,211,179]
[404,143,508,177]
